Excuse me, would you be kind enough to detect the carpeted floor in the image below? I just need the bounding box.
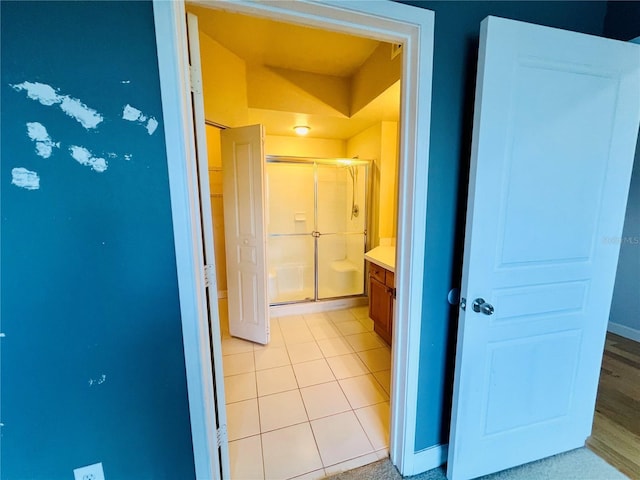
[324,448,628,480]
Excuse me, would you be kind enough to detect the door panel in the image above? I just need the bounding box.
[221,125,269,344]
[448,16,640,480]
[482,330,581,435]
[316,161,367,300]
[317,163,367,234]
[266,161,315,303]
[498,64,617,265]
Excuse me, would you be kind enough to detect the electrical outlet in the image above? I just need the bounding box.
[73,462,105,480]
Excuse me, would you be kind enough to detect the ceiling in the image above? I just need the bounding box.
[187,4,401,139]
[188,5,380,77]
[248,81,401,139]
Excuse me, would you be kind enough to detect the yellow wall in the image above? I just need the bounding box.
[199,32,250,296]
[199,31,249,127]
[247,65,350,117]
[265,135,346,158]
[351,44,402,116]
[379,121,399,241]
[347,124,381,248]
[347,121,398,247]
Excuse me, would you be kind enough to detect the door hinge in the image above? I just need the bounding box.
[204,264,215,289]
[216,424,228,447]
[189,65,202,95]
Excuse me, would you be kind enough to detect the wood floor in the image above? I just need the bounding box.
[587,333,640,480]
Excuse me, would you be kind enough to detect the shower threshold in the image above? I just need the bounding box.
[269,295,368,318]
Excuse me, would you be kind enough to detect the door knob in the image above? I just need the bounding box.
[472,298,494,315]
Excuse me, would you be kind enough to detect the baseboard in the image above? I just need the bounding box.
[405,444,448,476]
[607,322,640,342]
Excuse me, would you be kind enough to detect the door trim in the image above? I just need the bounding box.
[152,3,220,479]
[153,0,435,477]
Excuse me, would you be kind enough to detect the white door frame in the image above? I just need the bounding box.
[153,0,436,477]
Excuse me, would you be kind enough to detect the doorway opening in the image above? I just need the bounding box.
[153,1,435,477]
[196,8,400,476]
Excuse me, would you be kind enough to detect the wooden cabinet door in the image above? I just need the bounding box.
[369,275,392,345]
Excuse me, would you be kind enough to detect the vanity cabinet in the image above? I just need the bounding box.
[368,262,395,345]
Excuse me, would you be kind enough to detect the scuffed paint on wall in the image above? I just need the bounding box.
[8,81,162,190]
[69,146,107,173]
[58,96,103,130]
[26,122,59,158]
[122,103,144,121]
[146,118,159,135]
[122,103,158,135]
[12,81,104,129]
[11,167,40,190]
[11,81,59,105]
[2,2,196,477]
[88,374,107,386]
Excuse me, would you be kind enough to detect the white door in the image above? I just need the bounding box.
[221,125,270,344]
[185,13,230,479]
[448,16,640,480]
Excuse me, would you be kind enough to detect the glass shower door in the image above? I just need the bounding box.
[266,163,315,303]
[317,162,367,299]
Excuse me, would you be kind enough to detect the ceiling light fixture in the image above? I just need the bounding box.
[293,125,310,136]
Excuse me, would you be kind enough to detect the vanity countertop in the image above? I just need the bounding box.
[364,246,395,273]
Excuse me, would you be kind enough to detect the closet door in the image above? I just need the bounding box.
[221,125,270,345]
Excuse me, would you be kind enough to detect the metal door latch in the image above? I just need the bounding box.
[472,298,494,315]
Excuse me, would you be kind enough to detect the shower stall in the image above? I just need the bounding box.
[266,156,370,305]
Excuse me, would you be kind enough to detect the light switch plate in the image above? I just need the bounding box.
[73,462,105,480]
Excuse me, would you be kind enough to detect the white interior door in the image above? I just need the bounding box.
[185,12,229,479]
[221,125,270,344]
[448,16,640,480]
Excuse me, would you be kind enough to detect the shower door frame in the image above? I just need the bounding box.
[266,155,372,305]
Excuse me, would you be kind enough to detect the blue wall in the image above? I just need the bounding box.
[2,0,633,476]
[609,132,640,339]
[603,0,640,41]
[1,2,195,479]
[606,2,640,340]
[397,1,609,451]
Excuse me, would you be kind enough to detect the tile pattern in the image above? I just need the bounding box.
[222,305,391,479]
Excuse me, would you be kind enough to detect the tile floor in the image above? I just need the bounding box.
[220,303,392,480]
